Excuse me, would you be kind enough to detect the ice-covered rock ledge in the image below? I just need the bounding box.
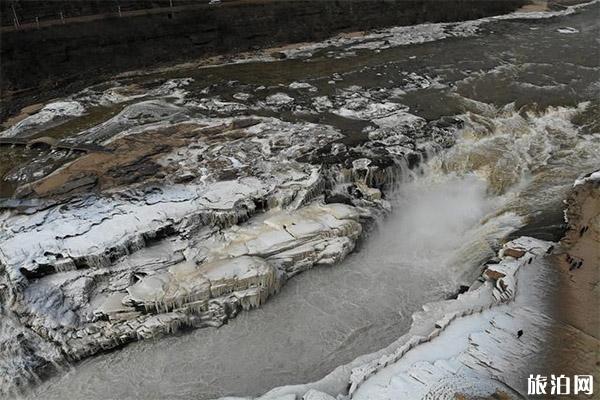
[348,237,552,399]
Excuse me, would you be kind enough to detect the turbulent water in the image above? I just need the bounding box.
[3,2,599,399]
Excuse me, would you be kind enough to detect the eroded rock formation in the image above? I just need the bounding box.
[0,76,459,395]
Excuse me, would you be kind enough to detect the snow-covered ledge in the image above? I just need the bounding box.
[349,237,551,399]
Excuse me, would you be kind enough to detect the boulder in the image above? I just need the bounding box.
[484,269,506,281]
[94,293,140,321]
[266,93,294,106]
[502,248,526,259]
[124,257,277,312]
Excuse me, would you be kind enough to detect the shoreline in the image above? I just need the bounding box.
[550,175,600,378]
[556,178,600,337]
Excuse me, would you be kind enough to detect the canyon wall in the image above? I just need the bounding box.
[1,0,524,120]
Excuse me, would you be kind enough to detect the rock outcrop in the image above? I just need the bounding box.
[0,72,458,395]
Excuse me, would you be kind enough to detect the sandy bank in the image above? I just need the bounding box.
[550,174,600,378]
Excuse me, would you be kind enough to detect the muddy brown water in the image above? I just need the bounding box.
[9,3,600,399]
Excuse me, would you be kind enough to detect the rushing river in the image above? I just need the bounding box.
[10,2,600,399]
